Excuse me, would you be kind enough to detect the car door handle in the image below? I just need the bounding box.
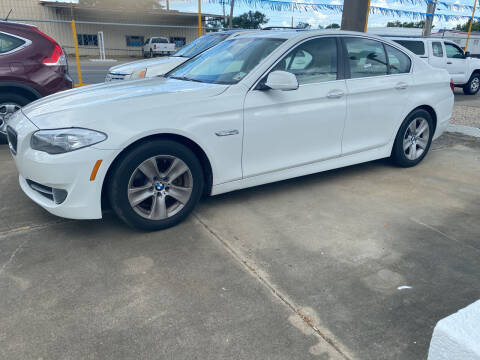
[327,90,345,99]
[447,62,453,64]
[395,82,408,90]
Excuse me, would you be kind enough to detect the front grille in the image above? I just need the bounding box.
[105,72,128,81]
[6,126,17,155]
[26,180,68,204]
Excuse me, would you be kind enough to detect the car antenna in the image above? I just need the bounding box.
[5,9,12,21]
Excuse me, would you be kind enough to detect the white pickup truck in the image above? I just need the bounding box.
[388,37,480,95]
[142,37,176,58]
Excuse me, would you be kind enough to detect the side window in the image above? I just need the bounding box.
[393,40,425,56]
[159,38,168,44]
[144,38,150,45]
[345,37,388,78]
[385,45,411,74]
[271,37,337,85]
[432,42,443,57]
[445,43,464,59]
[0,33,25,54]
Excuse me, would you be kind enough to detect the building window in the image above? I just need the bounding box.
[170,37,186,48]
[77,34,98,46]
[126,35,144,47]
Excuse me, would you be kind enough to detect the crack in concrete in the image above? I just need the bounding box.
[0,238,29,277]
[194,213,351,360]
[410,217,480,253]
[0,220,71,241]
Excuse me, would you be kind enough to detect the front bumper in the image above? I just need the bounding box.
[7,111,114,220]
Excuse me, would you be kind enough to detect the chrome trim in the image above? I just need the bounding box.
[215,130,239,137]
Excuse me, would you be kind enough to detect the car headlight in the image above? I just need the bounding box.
[131,68,147,80]
[31,128,107,154]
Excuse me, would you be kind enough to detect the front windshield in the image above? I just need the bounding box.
[173,33,229,58]
[168,37,285,85]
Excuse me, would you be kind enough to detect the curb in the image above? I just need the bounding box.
[446,124,480,138]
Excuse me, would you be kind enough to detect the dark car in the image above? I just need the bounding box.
[0,21,73,140]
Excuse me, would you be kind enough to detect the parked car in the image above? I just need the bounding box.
[106,30,253,82]
[388,37,480,95]
[142,37,176,58]
[7,30,453,231]
[0,21,73,141]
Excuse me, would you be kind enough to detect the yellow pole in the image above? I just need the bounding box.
[364,0,371,32]
[465,0,478,52]
[198,0,202,38]
[71,20,83,87]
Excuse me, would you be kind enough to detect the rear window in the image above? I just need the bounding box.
[393,40,425,56]
[0,32,25,54]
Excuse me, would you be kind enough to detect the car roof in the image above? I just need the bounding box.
[232,29,388,41]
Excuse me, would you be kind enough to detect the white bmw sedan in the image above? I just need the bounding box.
[6,30,454,231]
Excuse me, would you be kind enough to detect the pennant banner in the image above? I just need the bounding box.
[206,0,480,21]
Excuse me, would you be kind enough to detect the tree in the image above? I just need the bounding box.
[325,23,340,29]
[318,24,324,29]
[456,20,480,32]
[296,22,311,29]
[387,20,428,28]
[223,11,268,29]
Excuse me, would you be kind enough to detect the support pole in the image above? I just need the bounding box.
[364,0,371,32]
[341,0,370,32]
[198,0,202,37]
[71,19,83,87]
[229,0,234,29]
[465,0,478,52]
[423,0,437,37]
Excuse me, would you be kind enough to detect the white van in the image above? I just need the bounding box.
[388,37,480,95]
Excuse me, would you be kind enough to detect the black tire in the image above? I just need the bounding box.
[108,140,204,231]
[149,49,154,58]
[391,109,434,168]
[0,93,31,144]
[463,73,480,95]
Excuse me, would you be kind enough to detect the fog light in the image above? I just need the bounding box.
[52,188,68,204]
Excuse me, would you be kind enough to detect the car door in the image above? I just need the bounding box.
[428,40,446,70]
[342,37,413,155]
[444,42,467,84]
[242,36,347,177]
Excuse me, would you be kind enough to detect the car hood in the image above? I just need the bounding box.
[21,77,228,128]
[109,56,188,75]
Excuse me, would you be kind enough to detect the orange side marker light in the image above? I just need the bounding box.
[90,160,103,181]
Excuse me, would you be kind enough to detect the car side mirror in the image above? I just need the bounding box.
[465,51,470,58]
[264,71,299,91]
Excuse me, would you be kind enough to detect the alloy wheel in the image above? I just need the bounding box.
[128,155,193,220]
[403,117,430,161]
[0,103,21,133]
[471,77,480,92]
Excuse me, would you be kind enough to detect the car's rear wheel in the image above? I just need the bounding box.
[0,93,30,144]
[108,140,204,231]
[463,73,480,95]
[391,109,433,167]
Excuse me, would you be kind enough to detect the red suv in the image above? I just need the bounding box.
[0,21,73,140]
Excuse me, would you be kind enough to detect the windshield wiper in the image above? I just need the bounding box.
[169,76,204,83]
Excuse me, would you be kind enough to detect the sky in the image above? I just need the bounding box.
[168,0,477,29]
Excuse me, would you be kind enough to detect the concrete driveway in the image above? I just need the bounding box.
[1,131,479,359]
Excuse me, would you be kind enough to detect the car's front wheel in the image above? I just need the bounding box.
[463,73,480,95]
[391,109,434,167]
[0,93,30,144]
[108,140,204,231]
